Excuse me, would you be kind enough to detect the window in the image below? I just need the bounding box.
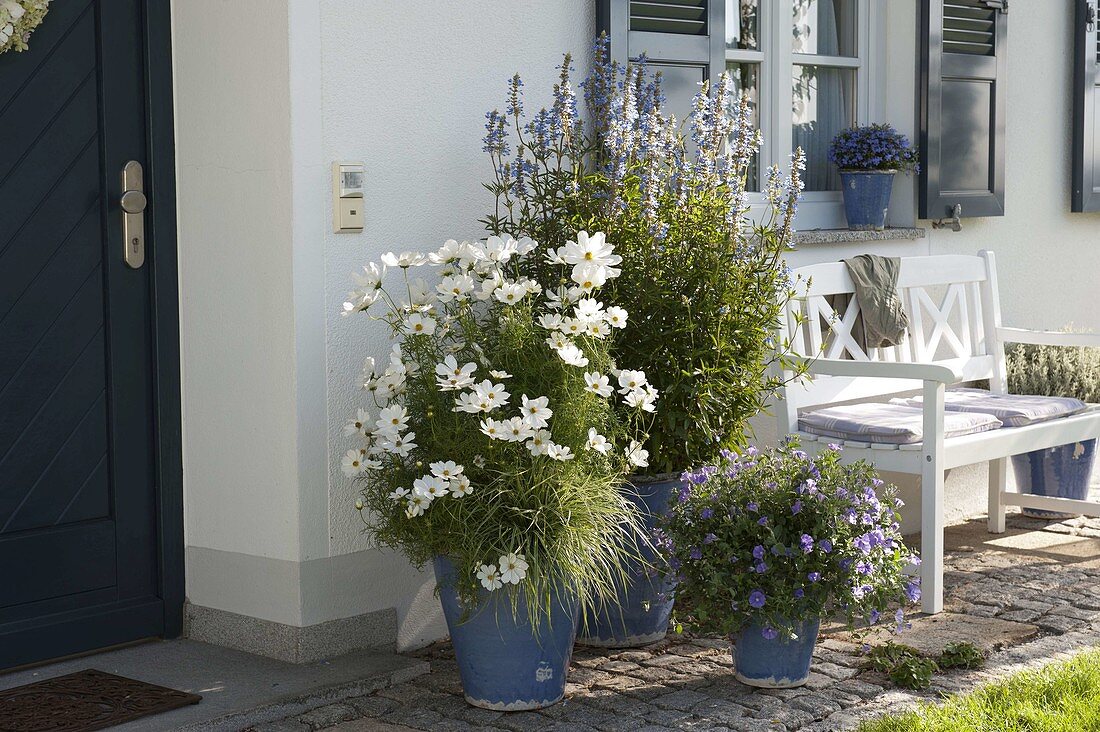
[726,0,882,229]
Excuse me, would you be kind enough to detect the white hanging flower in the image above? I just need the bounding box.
[381,251,428,268]
[526,430,552,456]
[435,355,477,391]
[406,494,430,517]
[605,306,628,329]
[378,432,417,457]
[555,343,589,368]
[352,262,386,291]
[341,449,368,477]
[515,237,538,255]
[538,313,564,331]
[388,486,410,501]
[583,372,613,398]
[472,380,510,409]
[430,239,464,264]
[375,405,409,437]
[617,370,648,394]
[436,273,476,302]
[342,288,381,315]
[449,474,473,497]
[585,428,612,455]
[626,440,650,468]
[343,408,371,437]
[401,278,434,310]
[405,313,436,336]
[489,369,512,380]
[625,384,659,413]
[519,395,552,429]
[430,460,463,480]
[413,474,450,500]
[498,552,529,584]
[547,443,575,461]
[455,390,493,414]
[477,563,503,591]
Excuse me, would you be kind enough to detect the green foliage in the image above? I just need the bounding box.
[1005,340,1100,402]
[858,649,1100,731]
[867,641,921,672]
[660,441,919,640]
[889,657,938,691]
[938,641,985,670]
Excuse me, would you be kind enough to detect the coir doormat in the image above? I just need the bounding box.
[0,669,201,731]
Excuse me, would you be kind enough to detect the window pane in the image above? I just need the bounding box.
[726,0,760,50]
[727,61,760,190]
[792,0,857,57]
[792,64,856,191]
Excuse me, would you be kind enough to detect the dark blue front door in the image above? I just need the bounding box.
[0,0,173,668]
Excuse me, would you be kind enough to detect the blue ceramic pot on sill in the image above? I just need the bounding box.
[433,556,579,711]
[840,169,895,231]
[577,474,680,648]
[733,618,821,688]
[1011,439,1097,519]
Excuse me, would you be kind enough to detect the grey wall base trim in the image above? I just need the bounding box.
[185,602,397,664]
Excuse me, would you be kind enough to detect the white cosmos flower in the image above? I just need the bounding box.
[378,432,417,457]
[449,474,473,497]
[388,486,410,500]
[516,237,538,255]
[574,298,605,322]
[560,231,622,268]
[472,380,510,409]
[483,235,519,263]
[381,251,428,268]
[479,418,508,440]
[430,460,463,480]
[547,443,575,461]
[626,440,650,468]
[473,454,487,468]
[585,320,611,338]
[405,313,436,336]
[412,474,449,500]
[583,372,613,398]
[526,430,552,456]
[342,287,381,315]
[538,313,564,331]
[375,405,409,437]
[545,332,572,351]
[543,287,568,310]
[489,369,512,379]
[475,270,504,301]
[617,370,647,394]
[494,282,528,305]
[543,246,569,266]
[570,262,608,293]
[352,262,386,291]
[586,428,612,455]
[477,564,503,591]
[560,318,584,337]
[430,239,463,264]
[402,278,433,309]
[605,306,628,329]
[502,417,535,442]
[498,552,529,585]
[454,391,492,414]
[343,408,371,437]
[436,273,476,302]
[406,494,430,517]
[625,384,659,413]
[520,395,552,429]
[555,343,589,368]
[341,449,368,477]
[435,355,477,391]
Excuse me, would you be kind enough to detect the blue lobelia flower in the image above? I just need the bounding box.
[808,572,821,583]
[800,534,814,553]
[748,590,766,608]
[761,626,778,640]
[752,544,765,560]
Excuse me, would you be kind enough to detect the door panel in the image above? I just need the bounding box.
[0,0,168,668]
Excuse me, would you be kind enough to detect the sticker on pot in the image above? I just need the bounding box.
[535,662,554,682]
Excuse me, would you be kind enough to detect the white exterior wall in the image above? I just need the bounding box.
[172,0,1099,651]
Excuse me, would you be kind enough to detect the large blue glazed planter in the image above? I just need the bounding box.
[1011,439,1097,519]
[433,556,580,711]
[733,618,821,688]
[840,170,895,231]
[577,475,679,648]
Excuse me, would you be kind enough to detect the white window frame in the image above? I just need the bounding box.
[729,0,885,231]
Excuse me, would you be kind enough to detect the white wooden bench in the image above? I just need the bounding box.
[776,251,1100,614]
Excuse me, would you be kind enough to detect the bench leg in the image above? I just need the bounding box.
[988,457,1007,534]
[920,380,946,615]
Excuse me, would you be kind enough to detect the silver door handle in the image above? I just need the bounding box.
[121,161,146,268]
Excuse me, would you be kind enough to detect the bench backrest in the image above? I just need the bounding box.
[776,250,1009,434]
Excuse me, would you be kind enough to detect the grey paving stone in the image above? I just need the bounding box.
[250,720,311,732]
[691,697,749,724]
[788,692,843,720]
[652,689,713,711]
[297,702,359,730]
[345,695,399,718]
[1037,613,1080,634]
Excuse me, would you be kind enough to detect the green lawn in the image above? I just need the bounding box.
[857,649,1100,732]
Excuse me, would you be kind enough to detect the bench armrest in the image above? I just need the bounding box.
[800,358,963,383]
[998,327,1100,349]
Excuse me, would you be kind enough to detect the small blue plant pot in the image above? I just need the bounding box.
[577,475,680,648]
[840,170,895,231]
[433,556,579,711]
[733,618,821,688]
[1011,439,1097,519]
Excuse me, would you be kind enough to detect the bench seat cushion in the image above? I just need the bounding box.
[799,403,1003,445]
[900,388,1087,428]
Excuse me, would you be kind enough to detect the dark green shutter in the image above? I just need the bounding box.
[1073,0,1100,212]
[598,0,725,118]
[919,0,1008,219]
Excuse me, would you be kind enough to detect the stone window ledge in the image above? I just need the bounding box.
[792,227,926,245]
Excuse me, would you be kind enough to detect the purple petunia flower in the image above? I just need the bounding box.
[689,547,702,561]
[747,502,759,513]
[748,590,766,608]
[703,533,717,545]
[869,609,881,624]
[808,572,821,582]
[755,561,767,574]
[800,534,814,553]
[757,516,768,527]
[819,539,833,553]
[752,545,765,560]
[761,626,778,640]
[700,508,714,520]
[905,581,921,603]
[793,588,805,599]
[856,560,873,576]
[791,500,802,515]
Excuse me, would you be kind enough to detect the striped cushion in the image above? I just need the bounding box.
[799,402,1003,445]
[900,388,1087,428]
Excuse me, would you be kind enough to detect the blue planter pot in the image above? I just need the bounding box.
[840,170,895,231]
[433,556,579,711]
[733,618,820,688]
[577,475,679,648]
[1011,439,1097,519]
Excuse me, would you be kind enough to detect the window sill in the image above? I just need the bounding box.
[792,227,926,246]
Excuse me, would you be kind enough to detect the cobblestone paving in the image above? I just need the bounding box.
[255,514,1100,732]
